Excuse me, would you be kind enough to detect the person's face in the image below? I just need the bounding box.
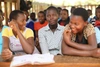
[38,13,45,23]
[16,14,26,30]
[31,14,35,20]
[96,9,100,19]
[69,15,87,34]
[60,10,68,20]
[46,9,59,25]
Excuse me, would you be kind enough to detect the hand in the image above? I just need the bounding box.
[92,48,100,58]
[8,20,19,33]
[1,49,13,60]
[63,30,72,44]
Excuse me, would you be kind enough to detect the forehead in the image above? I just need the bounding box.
[61,10,68,13]
[38,13,44,16]
[96,8,100,12]
[17,13,25,19]
[71,15,84,21]
[46,9,58,14]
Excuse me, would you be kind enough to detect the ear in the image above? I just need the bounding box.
[12,19,16,22]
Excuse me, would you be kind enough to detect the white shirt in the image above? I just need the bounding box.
[38,24,64,55]
[95,27,100,44]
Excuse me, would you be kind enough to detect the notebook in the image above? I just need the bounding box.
[10,53,55,67]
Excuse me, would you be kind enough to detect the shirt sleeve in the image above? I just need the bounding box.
[38,29,49,54]
[25,28,34,39]
[85,24,95,38]
[2,28,9,37]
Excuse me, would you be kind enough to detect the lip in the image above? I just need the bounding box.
[71,29,76,33]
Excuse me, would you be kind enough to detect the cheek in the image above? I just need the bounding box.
[76,26,84,32]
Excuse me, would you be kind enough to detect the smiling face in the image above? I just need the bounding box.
[16,14,26,31]
[69,15,87,34]
[46,9,59,25]
[60,10,68,21]
[38,13,45,24]
[96,8,100,20]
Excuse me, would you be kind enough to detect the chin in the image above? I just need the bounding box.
[72,31,77,34]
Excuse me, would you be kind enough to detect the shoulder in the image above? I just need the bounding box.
[3,27,11,31]
[84,24,95,38]
[38,25,48,32]
[58,24,65,30]
[25,28,33,32]
[86,23,94,29]
[84,24,95,33]
[34,22,39,24]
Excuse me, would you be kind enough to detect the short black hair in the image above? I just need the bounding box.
[96,6,100,10]
[62,9,68,14]
[73,8,89,22]
[38,11,46,20]
[71,6,76,13]
[9,10,24,21]
[46,6,59,15]
[38,11,45,16]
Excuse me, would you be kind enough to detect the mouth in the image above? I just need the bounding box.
[71,29,76,33]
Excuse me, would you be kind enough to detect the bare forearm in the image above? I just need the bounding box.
[63,46,92,57]
[17,31,34,54]
[68,41,97,50]
[62,40,92,57]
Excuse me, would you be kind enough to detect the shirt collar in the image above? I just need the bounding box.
[44,24,62,31]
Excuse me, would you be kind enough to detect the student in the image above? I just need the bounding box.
[70,6,76,15]
[62,8,100,57]
[0,10,8,54]
[34,11,48,38]
[38,6,64,55]
[26,12,37,39]
[58,9,70,26]
[34,11,48,52]
[87,9,93,23]
[95,6,100,27]
[1,10,39,61]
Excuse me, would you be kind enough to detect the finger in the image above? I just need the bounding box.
[2,55,12,60]
[2,52,13,60]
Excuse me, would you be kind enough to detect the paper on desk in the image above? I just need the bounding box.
[10,53,55,67]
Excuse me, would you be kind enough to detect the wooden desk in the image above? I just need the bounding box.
[0,55,100,67]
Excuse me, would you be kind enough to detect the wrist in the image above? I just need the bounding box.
[66,39,72,46]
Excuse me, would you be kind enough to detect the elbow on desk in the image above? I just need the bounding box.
[26,47,34,54]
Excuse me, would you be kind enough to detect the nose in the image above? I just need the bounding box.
[49,15,54,20]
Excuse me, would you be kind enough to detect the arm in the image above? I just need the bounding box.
[63,30,97,51]
[1,36,13,61]
[62,40,93,57]
[17,31,34,54]
[38,29,49,54]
